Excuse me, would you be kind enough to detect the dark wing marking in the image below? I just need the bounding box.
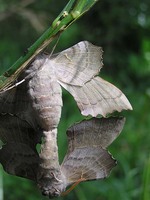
[0,113,41,150]
[0,143,39,181]
[0,114,41,180]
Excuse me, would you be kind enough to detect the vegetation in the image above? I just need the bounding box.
[0,0,98,91]
[0,0,150,199]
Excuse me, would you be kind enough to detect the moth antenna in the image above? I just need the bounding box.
[48,35,61,59]
[61,178,86,196]
[38,34,61,69]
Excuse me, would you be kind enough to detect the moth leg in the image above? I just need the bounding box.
[61,177,86,196]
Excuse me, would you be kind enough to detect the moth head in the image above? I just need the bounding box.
[37,170,66,198]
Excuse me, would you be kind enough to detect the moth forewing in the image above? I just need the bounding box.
[53,41,103,86]
[66,117,126,153]
[61,147,116,187]
[53,40,132,117]
[60,117,125,190]
[0,113,41,149]
[0,114,40,181]
[0,143,39,181]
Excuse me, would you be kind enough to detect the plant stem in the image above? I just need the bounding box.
[0,0,98,91]
[142,155,150,200]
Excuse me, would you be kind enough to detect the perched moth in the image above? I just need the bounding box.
[0,41,132,197]
[0,114,125,197]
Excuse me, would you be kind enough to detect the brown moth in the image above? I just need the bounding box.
[0,114,125,197]
[0,41,132,197]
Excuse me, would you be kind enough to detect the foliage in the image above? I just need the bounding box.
[0,0,150,200]
[0,0,98,91]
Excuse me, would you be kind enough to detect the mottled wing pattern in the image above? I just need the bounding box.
[0,114,40,180]
[53,41,103,86]
[59,77,132,117]
[61,117,125,186]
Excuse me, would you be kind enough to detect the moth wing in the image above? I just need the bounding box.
[0,114,40,180]
[61,117,124,186]
[59,76,132,117]
[0,113,41,150]
[0,143,39,181]
[66,117,125,153]
[61,147,116,186]
[0,82,30,114]
[53,41,103,86]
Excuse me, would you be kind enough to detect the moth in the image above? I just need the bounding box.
[0,41,132,197]
[0,114,125,197]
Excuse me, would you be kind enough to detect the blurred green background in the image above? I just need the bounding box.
[0,0,150,200]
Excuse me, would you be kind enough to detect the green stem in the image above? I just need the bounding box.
[142,155,150,200]
[0,168,3,200]
[0,0,98,91]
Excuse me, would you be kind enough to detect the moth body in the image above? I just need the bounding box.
[37,168,67,197]
[0,41,132,198]
[25,57,64,197]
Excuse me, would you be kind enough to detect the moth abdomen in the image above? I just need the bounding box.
[28,69,62,130]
